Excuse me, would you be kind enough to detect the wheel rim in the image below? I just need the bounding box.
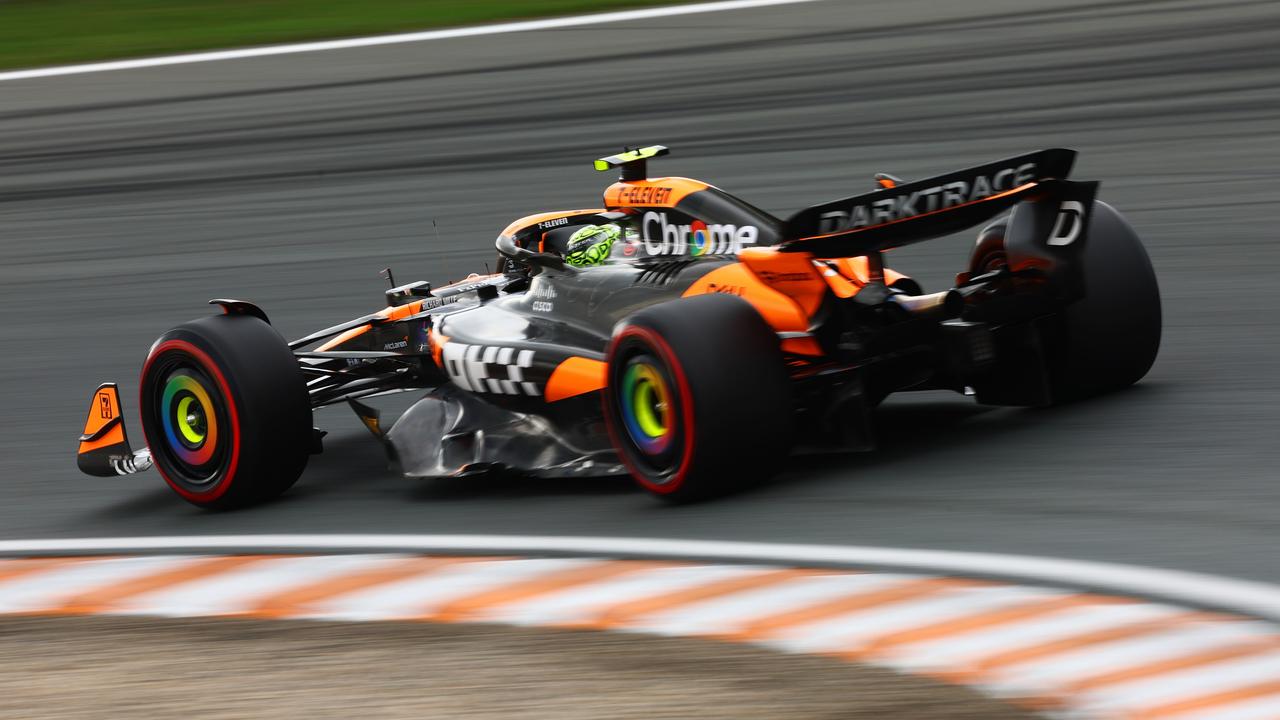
[150,360,228,485]
[620,359,673,455]
[610,342,689,487]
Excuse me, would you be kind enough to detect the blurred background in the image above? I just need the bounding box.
[1,0,1278,716]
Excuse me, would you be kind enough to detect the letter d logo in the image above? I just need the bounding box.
[1048,200,1085,246]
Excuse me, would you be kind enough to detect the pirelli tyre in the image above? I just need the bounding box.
[140,313,311,509]
[604,294,792,503]
[968,202,1162,402]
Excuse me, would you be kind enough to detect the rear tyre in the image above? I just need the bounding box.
[1048,201,1162,399]
[964,203,1161,402]
[140,313,311,509]
[604,294,792,503]
[965,218,1011,278]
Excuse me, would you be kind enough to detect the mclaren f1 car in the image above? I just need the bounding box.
[77,145,1161,508]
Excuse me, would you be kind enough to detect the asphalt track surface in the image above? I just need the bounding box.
[2,0,1278,583]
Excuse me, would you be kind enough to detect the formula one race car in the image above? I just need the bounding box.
[77,146,1161,508]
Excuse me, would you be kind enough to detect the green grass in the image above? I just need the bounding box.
[0,0,692,71]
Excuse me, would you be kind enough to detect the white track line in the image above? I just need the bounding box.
[0,0,826,82]
[4,535,1278,622]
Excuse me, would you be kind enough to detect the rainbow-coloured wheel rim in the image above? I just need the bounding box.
[159,371,220,468]
[619,359,674,455]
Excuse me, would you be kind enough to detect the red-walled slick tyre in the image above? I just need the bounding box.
[140,313,311,510]
[604,294,792,503]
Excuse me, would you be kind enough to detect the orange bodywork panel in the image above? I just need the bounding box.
[604,177,709,209]
[735,247,828,318]
[688,249,910,357]
[683,258,824,356]
[545,356,608,402]
[316,325,371,352]
[429,330,450,370]
[819,257,910,298]
[79,384,125,454]
[314,298,429,352]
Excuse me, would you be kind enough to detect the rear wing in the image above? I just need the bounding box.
[781,148,1088,257]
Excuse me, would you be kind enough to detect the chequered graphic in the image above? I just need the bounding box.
[441,343,540,397]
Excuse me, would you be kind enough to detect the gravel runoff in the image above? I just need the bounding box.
[0,615,1034,719]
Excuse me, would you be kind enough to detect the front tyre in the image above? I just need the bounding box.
[604,294,792,503]
[140,314,311,509]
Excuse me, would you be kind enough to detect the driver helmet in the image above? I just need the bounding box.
[563,224,620,267]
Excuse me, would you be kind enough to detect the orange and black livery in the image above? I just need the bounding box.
[78,145,1161,507]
